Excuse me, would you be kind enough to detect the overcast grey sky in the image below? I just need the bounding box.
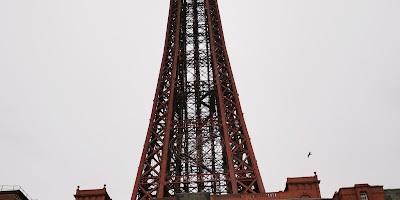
[1,1,399,200]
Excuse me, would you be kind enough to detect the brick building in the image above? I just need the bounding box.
[74,185,112,200]
[333,184,385,200]
[0,190,29,200]
[0,186,32,200]
[72,172,397,200]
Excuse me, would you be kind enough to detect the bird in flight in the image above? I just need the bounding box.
[308,152,312,158]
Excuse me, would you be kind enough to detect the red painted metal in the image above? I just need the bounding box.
[132,0,265,199]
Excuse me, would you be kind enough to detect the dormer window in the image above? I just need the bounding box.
[360,192,368,200]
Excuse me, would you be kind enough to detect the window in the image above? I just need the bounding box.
[300,194,312,198]
[360,192,368,200]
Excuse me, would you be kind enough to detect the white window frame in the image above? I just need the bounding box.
[360,191,368,200]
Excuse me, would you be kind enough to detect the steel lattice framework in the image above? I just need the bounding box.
[132,0,265,199]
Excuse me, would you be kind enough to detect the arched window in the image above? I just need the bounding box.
[300,193,312,198]
[360,192,368,200]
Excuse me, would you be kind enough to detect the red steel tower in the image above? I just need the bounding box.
[132,0,265,199]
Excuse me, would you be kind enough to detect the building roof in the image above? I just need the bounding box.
[0,190,30,200]
[74,186,112,200]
